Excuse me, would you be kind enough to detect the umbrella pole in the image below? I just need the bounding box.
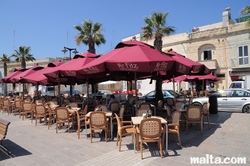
[173,75,176,107]
[202,80,204,91]
[134,72,138,107]
[86,79,89,110]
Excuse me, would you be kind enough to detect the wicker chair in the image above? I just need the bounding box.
[89,111,109,143]
[202,102,210,129]
[3,98,12,115]
[166,98,175,110]
[113,105,128,128]
[136,108,152,117]
[109,102,121,115]
[134,99,143,108]
[47,105,56,130]
[55,107,72,133]
[11,100,20,116]
[20,102,33,121]
[185,106,203,134]
[94,104,108,112]
[138,102,151,110]
[164,104,173,123]
[34,105,48,126]
[76,105,90,139]
[137,118,163,159]
[24,95,32,103]
[156,100,163,116]
[69,102,78,108]
[168,110,182,148]
[114,113,135,151]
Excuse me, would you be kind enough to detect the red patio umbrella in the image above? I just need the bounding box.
[187,73,219,81]
[76,40,192,80]
[44,52,99,80]
[164,51,211,76]
[9,65,44,83]
[20,62,64,85]
[0,68,28,83]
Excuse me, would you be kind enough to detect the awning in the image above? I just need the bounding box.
[230,76,239,81]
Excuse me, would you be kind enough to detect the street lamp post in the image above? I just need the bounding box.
[62,47,78,96]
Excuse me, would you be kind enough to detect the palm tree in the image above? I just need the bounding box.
[141,12,175,105]
[12,46,36,69]
[74,19,106,93]
[241,6,250,37]
[12,46,36,94]
[74,19,106,54]
[0,54,12,95]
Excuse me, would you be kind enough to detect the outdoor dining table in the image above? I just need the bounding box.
[85,111,113,140]
[131,116,168,152]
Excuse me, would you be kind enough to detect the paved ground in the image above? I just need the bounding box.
[0,112,250,166]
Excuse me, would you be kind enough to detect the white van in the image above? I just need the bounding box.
[40,86,55,96]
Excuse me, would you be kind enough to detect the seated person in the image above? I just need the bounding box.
[127,94,135,106]
[107,94,117,110]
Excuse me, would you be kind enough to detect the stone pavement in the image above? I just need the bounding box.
[0,112,250,166]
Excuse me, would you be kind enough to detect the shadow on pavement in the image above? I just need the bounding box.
[0,139,32,161]
[139,112,233,158]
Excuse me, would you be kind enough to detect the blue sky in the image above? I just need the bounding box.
[0,0,249,60]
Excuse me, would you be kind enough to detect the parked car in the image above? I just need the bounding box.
[139,90,175,105]
[192,88,250,113]
[89,90,113,99]
[61,90,82,97]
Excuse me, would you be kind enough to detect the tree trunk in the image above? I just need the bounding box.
[4,62,7,96]
[88,42,97,94]
[21,56,27,95]
[154,35,164,106]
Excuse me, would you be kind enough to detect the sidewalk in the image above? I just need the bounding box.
[0,112,250,166]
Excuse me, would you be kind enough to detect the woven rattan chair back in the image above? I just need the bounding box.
[138,102,151,110]
[90,111,107,127]
[136,108,152,117]
[202,102,210,114]
[172,110,181,125]
[3,98,11,114]
[134,99,142,108]
[119,105,125,121]
[186,106,202,121]
[55,107,69,121]
[35,99,44,105]
[23,102,32,111]
[166,98,175,108]
[95,104,108,112]
[165,104,172,117]
[24,95,32,102]
[35,105,46,115]
[69,102,78,108]
[139,118,162,138]
[110,102,120,114]
[14,100,21,113]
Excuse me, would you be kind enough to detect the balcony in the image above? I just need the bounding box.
[198,59,218,70]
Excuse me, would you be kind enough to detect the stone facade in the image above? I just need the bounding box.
[124,8,250,93]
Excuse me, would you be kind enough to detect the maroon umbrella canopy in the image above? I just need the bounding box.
[76,40,189,81]
[43,52,99,85]
[164,51,211,76]
[187,73,219,81]
[20,62,64,85]
[1,68,28,83]
[9,65,44,83]
[165,73,218,83]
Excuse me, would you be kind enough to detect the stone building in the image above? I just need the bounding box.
[123,7,250,94]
